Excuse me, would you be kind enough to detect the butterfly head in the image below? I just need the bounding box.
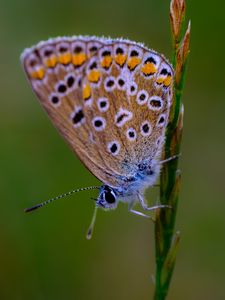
[96,185,118,210]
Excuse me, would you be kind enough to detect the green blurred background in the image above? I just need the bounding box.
[1,0,225,299]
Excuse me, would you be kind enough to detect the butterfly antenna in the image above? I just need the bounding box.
[86,205,98,240]
[24,186,100,213]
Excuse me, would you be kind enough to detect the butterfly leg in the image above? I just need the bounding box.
[160,154,181,165]
[137,192,171,211]
[129,208,152,219]
[128,201,153,219]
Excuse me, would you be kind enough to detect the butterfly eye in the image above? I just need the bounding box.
[104,190,116,204]
[96,186,117,208]
[101,186,117,204]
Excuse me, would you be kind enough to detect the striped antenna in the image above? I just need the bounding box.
[24,186,100,213]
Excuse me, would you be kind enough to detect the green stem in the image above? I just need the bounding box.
[153,7,189,300]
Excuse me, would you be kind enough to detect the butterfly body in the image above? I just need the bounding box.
[21,36,173,213]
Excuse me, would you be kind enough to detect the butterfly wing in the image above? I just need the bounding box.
[80,40,174,180]
[21,37,118,185]
[21,37,173,188]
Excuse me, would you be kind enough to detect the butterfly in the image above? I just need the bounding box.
[21,36,174,237]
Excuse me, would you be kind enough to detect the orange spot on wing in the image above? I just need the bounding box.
[87,70,101,83]
[127,57,141,71]
[156,77,164,85]
[101,56,112,69]
[115,54,127,66]
[82,84,91,100]
[44,56,57,68]
[164,75,172,87]
[72,53,87,66]
[58,53,71,65]
[141,62,156,75]
[31,67,45,80]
